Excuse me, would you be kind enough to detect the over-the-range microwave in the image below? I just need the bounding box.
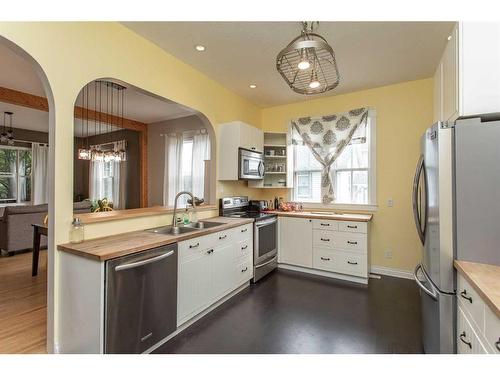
[238,148,264,180]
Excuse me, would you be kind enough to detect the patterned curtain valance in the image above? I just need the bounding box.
[291,107,369,204]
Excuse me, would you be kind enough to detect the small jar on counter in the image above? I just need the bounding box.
[70,217,85,243]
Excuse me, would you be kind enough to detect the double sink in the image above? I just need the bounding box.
[146,220,224,236]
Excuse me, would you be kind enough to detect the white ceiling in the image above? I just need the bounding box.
[123,21,456,107]
[0,43,196,135]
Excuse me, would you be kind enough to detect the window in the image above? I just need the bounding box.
[292,111,376,207]
[0,146,32,204]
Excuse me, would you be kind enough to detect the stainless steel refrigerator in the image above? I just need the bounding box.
[412,118,500,354]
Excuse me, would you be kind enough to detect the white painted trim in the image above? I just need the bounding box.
[143,281,250,354]
[370,265,414,280]
[300,203,378,212]
[278,263,368,285]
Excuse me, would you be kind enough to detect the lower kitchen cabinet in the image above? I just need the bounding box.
[456,272,500,354]
[279,217,313,267]
[177,224,253,326]
[279,216,370,284]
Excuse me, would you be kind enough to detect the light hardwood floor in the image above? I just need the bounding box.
[0,251,47,353]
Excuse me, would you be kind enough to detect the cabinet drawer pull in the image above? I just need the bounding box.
[320,257,330,261]
[241,228,248,233]
[241,245,248,250]
[460,290,473,303]
[495,339,500,352]
[241,267,248,272]
[459,332,472,349]
[347,241,358,245]
[219,235,227,240]
[189,242,200,249]
[320,238,330,242]
[347,225,358,229]
[320,223,330,226]
[206,249,214,254]
[347,261,358,265]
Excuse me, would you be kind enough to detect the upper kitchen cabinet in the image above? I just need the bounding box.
[218,121,263,180]
[248,132,294,189]
[434,22,500,122]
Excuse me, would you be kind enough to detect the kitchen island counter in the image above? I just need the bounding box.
[57,216,253,262]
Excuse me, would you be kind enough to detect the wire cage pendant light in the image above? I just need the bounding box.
[276,22,340,95]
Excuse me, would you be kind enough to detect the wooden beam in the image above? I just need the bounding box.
[73,106,146,132]
[0,86,147,131]
[0,86,49,112]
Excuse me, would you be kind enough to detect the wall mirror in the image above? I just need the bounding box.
[73,79,215,214]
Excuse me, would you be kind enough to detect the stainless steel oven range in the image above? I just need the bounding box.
[220,196,278,282]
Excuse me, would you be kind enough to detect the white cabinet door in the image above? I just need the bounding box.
[433,60,443,123]
[442,25,459,122]
[279,217,313,267]
[211,242,236,301]
[177,250,211,325]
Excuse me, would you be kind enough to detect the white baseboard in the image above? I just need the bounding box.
[278,264,368,285]
[370,265,414,280]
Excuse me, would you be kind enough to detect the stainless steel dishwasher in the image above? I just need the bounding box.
[104,243,177,353]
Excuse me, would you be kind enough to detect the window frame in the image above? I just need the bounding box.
[0,144,33,206]
[290,109,377,211]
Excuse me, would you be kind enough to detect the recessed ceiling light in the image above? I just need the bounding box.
[195,45,206,52]
[249,84,257,89]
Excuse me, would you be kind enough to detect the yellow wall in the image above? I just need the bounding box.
[259,79,433,272]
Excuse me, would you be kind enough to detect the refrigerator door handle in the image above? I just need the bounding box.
[412,155,426,245]
[414,263,438,301]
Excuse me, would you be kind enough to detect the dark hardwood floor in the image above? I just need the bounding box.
[155,269,423,354]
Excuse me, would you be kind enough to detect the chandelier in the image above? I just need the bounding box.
[78,81,127,162]
[276,22,340,95]
[1,111,15,145]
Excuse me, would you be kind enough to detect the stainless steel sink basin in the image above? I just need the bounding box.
[186,221,224,229]
[146,225,200,235]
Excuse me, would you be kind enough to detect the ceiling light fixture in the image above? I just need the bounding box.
[195,45,206,52]
[276,21,340,95]
[249,84,257,89]
[1,112,14,145]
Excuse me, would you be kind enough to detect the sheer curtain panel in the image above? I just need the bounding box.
[32,143,49,205]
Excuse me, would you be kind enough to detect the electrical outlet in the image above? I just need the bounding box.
[387,198,394,207]
[384,249,393,259]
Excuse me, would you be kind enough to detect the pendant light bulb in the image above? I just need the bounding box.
[309,71,321,89]
[297,48,310,70]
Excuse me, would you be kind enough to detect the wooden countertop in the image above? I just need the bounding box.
[57,216,253,261]
[268,210,373,222]
[454,260,500,318]
[74,204,217,224]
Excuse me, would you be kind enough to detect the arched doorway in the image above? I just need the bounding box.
[0,36,55,354]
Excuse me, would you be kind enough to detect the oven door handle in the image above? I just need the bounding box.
[255,255,278,269]
[256,218,278,227]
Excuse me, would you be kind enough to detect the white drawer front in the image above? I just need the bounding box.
[232,224,253,241]
[313,248,367,278]
[313,231,367,253]
[457,274,485,331]
[457,305,489,354]
[484,305,500,354]
[312,220,339,231]
[235,258,253,285]
[178,235,216,261]
[236,238,252,261]
[338,221,367,234]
